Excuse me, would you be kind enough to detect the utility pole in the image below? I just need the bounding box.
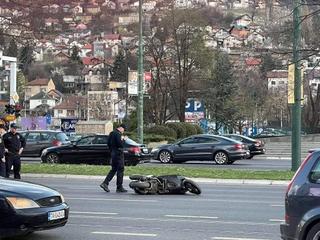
[291,0,302,171]
[137,0,144,143]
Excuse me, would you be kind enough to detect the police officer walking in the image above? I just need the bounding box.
[0,124,7,177]
[3,123,26,179]
[100,124,128,193]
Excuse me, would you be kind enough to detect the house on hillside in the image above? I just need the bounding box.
[231,14,252,28]
[267,70,288,93]
[29,91,57,110]
[25,78,56,100]
[63,75,81,94]
[53,95,87,120]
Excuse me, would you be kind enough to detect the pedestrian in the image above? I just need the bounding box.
[3,123,26,179]
[0,124,7,177]
[100,123,128,193]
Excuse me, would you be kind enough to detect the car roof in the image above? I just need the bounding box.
[223,134,256,141]
[20,130,64,133]
[187,134,239,142]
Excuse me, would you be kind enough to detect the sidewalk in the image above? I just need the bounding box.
[22,173,290,186]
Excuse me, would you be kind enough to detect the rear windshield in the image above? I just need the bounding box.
[56,132,69,142]
[125,138,140,146]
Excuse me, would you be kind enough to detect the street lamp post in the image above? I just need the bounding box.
[137,0,144,143]
[291,0,302,171]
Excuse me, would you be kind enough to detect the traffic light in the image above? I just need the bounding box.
[14,104,22,117]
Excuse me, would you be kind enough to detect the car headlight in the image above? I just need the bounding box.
[151,148,159,153]
[60,194,65,203]
[42,149,47,156]
[6,197,40,209]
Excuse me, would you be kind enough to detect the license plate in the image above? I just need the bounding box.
[142,148,148,153]
[48,210,65,221]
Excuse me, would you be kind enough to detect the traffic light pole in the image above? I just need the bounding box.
[291,0,302,171]
[137,0,144,143]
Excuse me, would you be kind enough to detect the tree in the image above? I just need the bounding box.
[111,51,128,82]
[204,50,238,132]
[18,45,34,76]
[5,39,18,57]
[16,71,26,102]
[70,45,82,64]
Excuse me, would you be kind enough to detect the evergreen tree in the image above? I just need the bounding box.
[70,45,82,64]
[17,71,26,102]
[5,39,18,57]
[111,51,128,82]
[18,45,34,76]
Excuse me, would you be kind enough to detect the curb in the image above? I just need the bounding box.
[22,173,289,186]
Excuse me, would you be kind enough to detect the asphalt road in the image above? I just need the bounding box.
[14,177,286,240]
[21,157,292,170]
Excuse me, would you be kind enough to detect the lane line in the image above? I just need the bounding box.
[270,204,284,207]
[269,219,284,222]
[212,237,271,240]
[71,211,118,215]
[165,214,219,219]
[92,231,157,237]
[66,197,158,203]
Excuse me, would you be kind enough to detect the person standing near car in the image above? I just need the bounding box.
[3,123,26,179]
[100,124,128,193]
[0,124,7,177]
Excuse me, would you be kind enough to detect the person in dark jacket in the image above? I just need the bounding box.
[100,124,128,193]
[0,124,7,177]
[3,123,26,179]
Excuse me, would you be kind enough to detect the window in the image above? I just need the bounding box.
[180,137,197,145]
[58,110,63,114]
[271,81,276,85]
[92,136,108,144]
[42,100,47,104]
[40,88,46,92]
[26,133,41,142]
[77,136,95,145]
[309,158,320,183]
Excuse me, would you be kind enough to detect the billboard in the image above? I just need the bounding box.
[61,118,78,133]
[128,70,152,95]
[185,99,205,122]
[21,117,47,130]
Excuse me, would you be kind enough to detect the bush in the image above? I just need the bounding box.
[181,123,197,137]
[166,122,186,139]
[194,124,204,134]
[146,125,177,139]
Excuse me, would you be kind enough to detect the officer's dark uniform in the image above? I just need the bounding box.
[101,127,126,192]
[3,124,26,179]
[0,125,6,177]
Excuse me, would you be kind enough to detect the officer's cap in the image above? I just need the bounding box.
[10,123,18,129]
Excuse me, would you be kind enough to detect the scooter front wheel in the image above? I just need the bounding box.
[183,179,201,195]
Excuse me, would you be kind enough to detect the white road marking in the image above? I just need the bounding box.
[212,237,271,240]
[92,231,157,237]
[165,214,219,219]
[66,197,158,203]
[71,211,118,215]
[270,204,284,207]
[269,219,284,222]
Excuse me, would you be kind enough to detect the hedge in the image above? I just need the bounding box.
[145,125,177,139]
[181,122,197,137]
[166,122,187,139]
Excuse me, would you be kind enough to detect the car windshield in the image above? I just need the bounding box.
[56,132,69,142]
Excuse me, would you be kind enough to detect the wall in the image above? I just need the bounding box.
[75,121,113,134]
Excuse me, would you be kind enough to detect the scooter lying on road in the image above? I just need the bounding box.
[129,175,201,195]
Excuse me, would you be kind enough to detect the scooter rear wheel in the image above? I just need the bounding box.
[183,180,201,195]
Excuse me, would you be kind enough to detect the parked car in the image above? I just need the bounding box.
[0,177,69,238]
[280,150,320,240]
[41,134,152,166]
[223,134,265,159]
[20,130,70,157]
[151,134,249,165]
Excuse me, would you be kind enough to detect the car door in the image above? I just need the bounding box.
[194,136,220,160]
[23,132,41,156]
[71,136,96,163]
[88,135,109,164]
[173,137,199,161]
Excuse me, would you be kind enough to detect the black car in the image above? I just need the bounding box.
[20,130,71,157]
[0,178,69,238]
[41,134,152,166]
[280,150,320,240]
[223,134,265,159]
[151,134,249,165]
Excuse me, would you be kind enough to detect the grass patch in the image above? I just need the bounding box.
[22,164,294,181]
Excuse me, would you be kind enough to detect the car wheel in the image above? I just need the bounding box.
[46,153,60,164]
[247,154,254,159]
[214,151,228,165]
[306,222,320,240]
[158,150,172,164]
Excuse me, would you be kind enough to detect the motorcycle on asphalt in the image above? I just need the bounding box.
[129,175,201,195]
